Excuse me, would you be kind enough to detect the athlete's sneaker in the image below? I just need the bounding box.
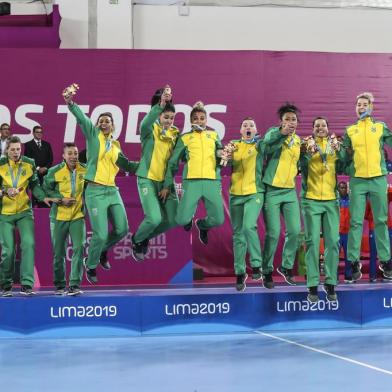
[344,275,354,284]
[379,261,392,280]
[67,286,83,296]
[351,261,362,281]
[277,266,296,285]
[323,284,338,302]
[84,259,98,285]
[54,287,66,296]
[183,220,193,232]
[251,267,262,281]
[235,274,248,292]
[195,219,208,245]
[131,235,145,262]
[20,286,36,296]
[262,273,274,289]
[307,286,319,303]
[141,238,150,255]
[99,251,111,270]
[1,288,12,297]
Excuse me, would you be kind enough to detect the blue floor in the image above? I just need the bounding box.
[1,328,392,392]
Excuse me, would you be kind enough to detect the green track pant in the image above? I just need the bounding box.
[134,177,178,243]
[262,186,301,274]
[0,210,35,289]
[175,179,224,230]
[302,199,339,287]
[85,184,128,269]
[348,176,390,263]
[230,193,263,275]
[50,218,86,288]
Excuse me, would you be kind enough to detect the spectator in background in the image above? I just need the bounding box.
[338,181,352,283]
[0,123,10,157]
[24,125,53,207]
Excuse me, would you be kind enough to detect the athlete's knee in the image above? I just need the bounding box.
[146,214,162,229]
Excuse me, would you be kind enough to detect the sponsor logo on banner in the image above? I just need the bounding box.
[50,305,118,318]
[164,302,230,316]
[276,299,339,312]
[66,232,168,261]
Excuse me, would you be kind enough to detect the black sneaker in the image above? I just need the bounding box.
[379,261,392,280]
[351,261,362,281]
[277,266,296,285]
[141,238,150,255]
[2,288,12,297]
[84,259,98,285]
[67,286,83,296]
[99,251,111,270]
[131,235,145,262]
[344,275,354,284]
[369,277,377,283]
[195,219,208,245]
[307,286,319,303]
[323,284,338,302]
[252,267,262,281]
[235,274,248,292]
[54,287,66,296]
[262,273,274,289]
[20,286,36,296]
[183,220,193,232]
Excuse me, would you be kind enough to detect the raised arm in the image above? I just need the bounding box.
[63,84,96,139]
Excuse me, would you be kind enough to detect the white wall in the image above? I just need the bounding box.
[57,0,89,48]
[133,5,392,52]
[96,0,133,49]
[56,0,133,49]
[53,2,392,52]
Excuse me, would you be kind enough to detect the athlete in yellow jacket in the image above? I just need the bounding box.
[342,92,392,281]
[164,101,224,245]
[0,136,54,296]
[262,103,301,289]
[229,118,264,292]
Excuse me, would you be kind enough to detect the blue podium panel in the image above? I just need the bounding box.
[254,290,362,330]
[362,290,392,328]
[0,284,391,338]
[0,295,141,338]
[141,293,257,334]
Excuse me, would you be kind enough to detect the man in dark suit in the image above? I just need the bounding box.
[0,123,11,157]
[24,125,53,207]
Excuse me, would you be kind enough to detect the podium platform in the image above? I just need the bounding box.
[1,281,392,338]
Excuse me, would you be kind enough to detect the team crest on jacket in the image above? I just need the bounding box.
[21,170,26,176]
[371,126,377,133]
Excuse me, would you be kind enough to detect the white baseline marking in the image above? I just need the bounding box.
[255,331,392,376]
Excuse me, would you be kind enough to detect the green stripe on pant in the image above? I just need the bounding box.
[302,198,339,287]
[50,217,86,288]
[85,184,128,270]
[0,210,35,289]
[230,193,263,275]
